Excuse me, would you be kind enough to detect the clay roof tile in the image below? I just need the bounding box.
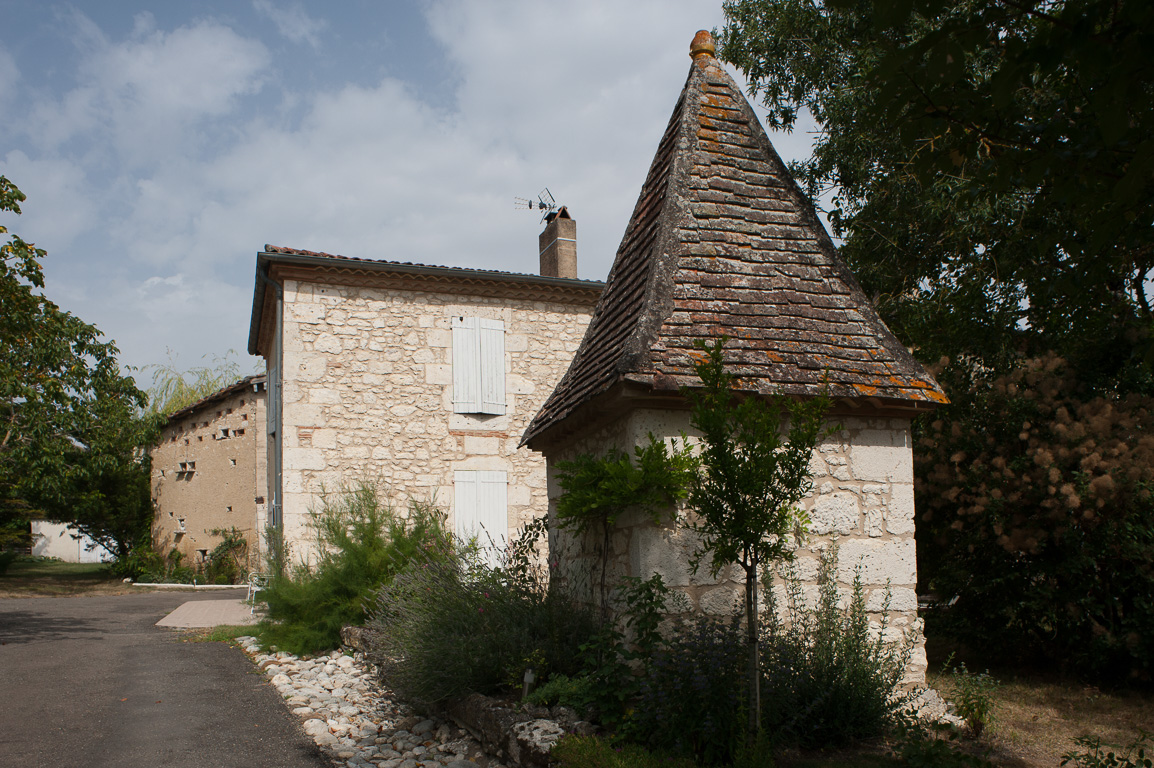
[522,31,945,447]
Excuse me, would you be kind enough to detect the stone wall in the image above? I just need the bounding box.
[151,384,268,570]
[546,407,927,685]
[278,279,595,562]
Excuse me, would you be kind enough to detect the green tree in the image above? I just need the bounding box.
[0,175,152,556]
[683,338,833,744]
[719,0,1154,680]
[146,352,247,416]
[719,0,1154,385]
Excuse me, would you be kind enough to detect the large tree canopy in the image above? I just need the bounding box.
[1,176,155,555]
[720,0,1154,680]
[720,0,1154,385]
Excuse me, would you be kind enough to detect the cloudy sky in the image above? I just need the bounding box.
[0,0,818,382]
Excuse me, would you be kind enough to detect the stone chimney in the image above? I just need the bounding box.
[538,206,577,279]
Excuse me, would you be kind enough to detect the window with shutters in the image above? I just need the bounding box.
[454,470,508,564]
[452,317,506,414]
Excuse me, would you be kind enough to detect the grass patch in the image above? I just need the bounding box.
[0,556,141,598]
[955,672,1154,768]
[181,625,253,644]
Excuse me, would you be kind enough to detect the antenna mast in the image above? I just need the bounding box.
[514,188,558,222]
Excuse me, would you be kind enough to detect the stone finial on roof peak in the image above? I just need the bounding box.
[690,30,716,59]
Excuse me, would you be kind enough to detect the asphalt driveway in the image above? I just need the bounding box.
[0,591,330,768]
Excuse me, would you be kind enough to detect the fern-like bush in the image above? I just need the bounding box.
[257,483,450,656]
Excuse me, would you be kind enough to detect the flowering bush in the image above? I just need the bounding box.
[918,353,1154,681]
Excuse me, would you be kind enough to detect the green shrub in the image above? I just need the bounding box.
[257,483,450,656]
[369,516,596,705]
[550,735,696,768]
[761,544,911,748]
[630,614,746,765]
[891,718,997,768]
[938,656,998,738]
[117,545,196,583]
[0,550,17,575]
[524,673,599,712]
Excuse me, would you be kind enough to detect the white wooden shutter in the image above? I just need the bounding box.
[452,317,480,413]
[454,470,508,565]
[453,317,505,415]
[479,319,506,415]
[454,470,479,539]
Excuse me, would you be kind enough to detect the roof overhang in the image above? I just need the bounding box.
[523,373,943,453]
[247,249,604,358]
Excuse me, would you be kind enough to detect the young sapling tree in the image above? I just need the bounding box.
[683,337,834,744]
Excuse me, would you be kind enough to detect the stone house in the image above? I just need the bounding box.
[522,32,947,684]
[246,213,603,564]
[150,375,268,569]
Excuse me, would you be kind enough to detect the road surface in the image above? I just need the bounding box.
[0,590,331,768]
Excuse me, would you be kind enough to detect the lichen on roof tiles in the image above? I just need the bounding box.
[522,31,945,447]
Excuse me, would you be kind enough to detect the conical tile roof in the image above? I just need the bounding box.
[523,32,945,448]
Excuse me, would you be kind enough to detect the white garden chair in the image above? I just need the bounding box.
[245,571,269,615]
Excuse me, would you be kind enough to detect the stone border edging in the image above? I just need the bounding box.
[341,626,594,768]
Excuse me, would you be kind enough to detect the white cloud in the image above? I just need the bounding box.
[27,13,270,166]
[2,1,821,374]
[0,151,100,254]
[253,0,326,48]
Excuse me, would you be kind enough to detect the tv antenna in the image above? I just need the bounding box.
[514,188,558,222]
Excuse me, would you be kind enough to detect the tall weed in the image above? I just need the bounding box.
[258,483,450,655]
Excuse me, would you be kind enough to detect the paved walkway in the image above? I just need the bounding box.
[0,591,329,768]
[155,596,261,628]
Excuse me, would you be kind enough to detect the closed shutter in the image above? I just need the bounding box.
[479,319,506,415]
[454,470,508,565]
[452,317,505,415]
[452,317,480,413]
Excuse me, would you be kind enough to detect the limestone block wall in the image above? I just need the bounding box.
[277,279,594,563]
[546,407,926,685]
[151,384,268,571]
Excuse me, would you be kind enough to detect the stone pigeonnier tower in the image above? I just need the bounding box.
[523,31,947,685]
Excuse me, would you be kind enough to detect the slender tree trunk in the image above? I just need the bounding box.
[599,518,612,625]
[744,555,760,745]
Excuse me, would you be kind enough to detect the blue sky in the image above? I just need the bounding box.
[0,1,818,379]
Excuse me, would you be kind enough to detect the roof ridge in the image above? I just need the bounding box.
[261,244,605,285]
